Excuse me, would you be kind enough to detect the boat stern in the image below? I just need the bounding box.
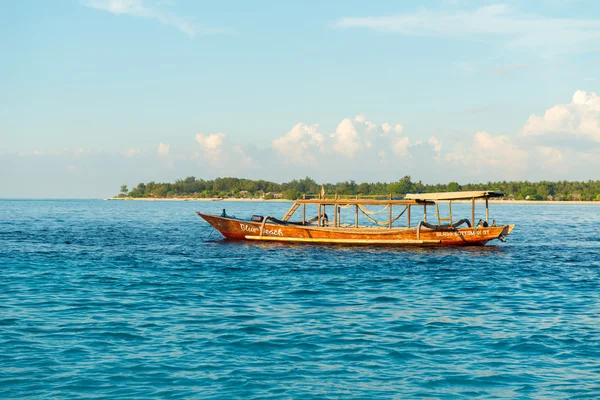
[497,223,516,242]
[502,224,516,236]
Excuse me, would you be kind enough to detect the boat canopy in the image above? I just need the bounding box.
[295,199,432,206]
[404,191,504,201]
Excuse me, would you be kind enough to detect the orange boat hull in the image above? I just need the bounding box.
[198,213,515,246]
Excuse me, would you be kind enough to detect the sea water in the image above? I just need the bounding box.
[1,199,599,398]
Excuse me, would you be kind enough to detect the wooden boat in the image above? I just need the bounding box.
[197,191,515,246]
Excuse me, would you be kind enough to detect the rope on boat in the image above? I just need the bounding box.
[205,227,215,240]
[357,204,389,215]
[360,206,408,227]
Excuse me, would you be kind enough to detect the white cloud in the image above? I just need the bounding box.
[269,114,443,181]
[157,143,170,156]
[272,123,325,165]
[125,147,140,157]
[537,146,564,166]
[331,118,361,158]
[195,132,226,166]
[16,149,90,158]
[445,131,528,178]
[195,132,225,150]
[334,5,600,54]
[195,132,254,169]
[392,137,410,156]
[522,90,600,143]
[85,0,228,37]
[329,115,406,158]
[428,136,442,153]
[473,131,527,167]
[233,145,254,169]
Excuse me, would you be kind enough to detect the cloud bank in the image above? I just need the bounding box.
[3,90,599,197]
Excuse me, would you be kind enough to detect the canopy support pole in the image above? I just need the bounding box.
[486,198,489,223]
[318,204,321,227]
[355,205,359,228]
[333,205,337,227]
[423,204,427,223]
[408,205,411,228]
[302,194,306,224]
[302,204,306,224]
[471,197,475,226]
[388,204,392,228]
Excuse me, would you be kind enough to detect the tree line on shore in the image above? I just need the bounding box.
[117,176,600,201]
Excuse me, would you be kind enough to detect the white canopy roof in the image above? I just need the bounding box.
[404,191,504,201]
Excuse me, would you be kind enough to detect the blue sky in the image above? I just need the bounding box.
[2,0,600,197]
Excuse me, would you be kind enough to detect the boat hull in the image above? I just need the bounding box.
[198,213,515,246]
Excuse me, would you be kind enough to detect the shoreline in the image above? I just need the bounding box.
[105,197,600,205]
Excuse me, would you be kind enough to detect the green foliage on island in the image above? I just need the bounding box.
[116,176,600,201]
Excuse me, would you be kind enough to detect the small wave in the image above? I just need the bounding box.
[286,289,323,295]
[371,296,398,303]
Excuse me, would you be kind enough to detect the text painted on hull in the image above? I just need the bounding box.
[240,223,284,237]
[435,230,490,237]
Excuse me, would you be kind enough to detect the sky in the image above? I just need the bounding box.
[1,0,600,197]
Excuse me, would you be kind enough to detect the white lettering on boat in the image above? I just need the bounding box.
[239,223,283,237]
[435,230,490,237]
[240,223,259,234]
[264,228,284,237]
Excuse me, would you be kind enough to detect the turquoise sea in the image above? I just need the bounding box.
[1,199,599,398]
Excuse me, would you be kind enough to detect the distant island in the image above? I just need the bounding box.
[113,176,600,202]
